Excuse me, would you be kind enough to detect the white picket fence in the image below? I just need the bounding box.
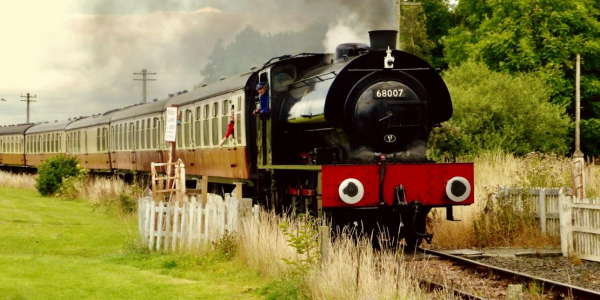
[494,186,600,262]
[138,193,258,252]
[494,186,567,236]
[560,192,600,262]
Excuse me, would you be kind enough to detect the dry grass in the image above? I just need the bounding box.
[0,170,143,213]
[237,212,455,300]
[0,170,36,190]
[431,151,599,249]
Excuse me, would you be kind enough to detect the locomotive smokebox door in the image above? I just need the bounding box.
[353,80,427,153]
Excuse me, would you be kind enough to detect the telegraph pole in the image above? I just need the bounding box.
[573,53,585,199]
[20,93,36,124]
[574,54,583,158]
[133,69,157,104]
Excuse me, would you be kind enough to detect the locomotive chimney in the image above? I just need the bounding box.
[368,30,397,50]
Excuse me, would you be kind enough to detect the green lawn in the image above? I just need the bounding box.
[0,188,268,300]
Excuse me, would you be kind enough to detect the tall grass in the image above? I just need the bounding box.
[237,212,452,300]
[431,151,599,249]
[0,170,143,213]
[0,170,36,190]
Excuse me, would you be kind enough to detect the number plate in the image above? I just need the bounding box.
[373,88,404,99]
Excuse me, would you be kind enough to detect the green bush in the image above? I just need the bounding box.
[118,193,137,213]
[428,61,572,159]
[35,155,80,196]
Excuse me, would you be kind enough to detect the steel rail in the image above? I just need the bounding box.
[418,248,600,300]
[420,279,488,300]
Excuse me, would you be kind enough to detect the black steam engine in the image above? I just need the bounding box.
[251,30,473,247]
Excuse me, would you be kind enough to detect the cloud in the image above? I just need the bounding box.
[0,0,397,125]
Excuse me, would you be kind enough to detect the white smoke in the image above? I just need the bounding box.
[323,21,370,53]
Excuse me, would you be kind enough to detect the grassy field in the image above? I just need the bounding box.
[0,187,268,300]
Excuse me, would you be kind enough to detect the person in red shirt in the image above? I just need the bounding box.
[219,105,235,147]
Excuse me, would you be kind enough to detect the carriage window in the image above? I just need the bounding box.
[140,120,145,150]
[211,102,219,146]
[110,126,115,151]
[122,123,126,150]
[129,123,134,150]
[134,121,139,150]
[236,96,243,144]
[203,105,209,147]
[77,131,81,153]
[102,128,107,151]
[221,100,229,146]
[177,114,183,148]
[146,119,151,149]
[184,110,191,148]
[152,118,158,149]
[195,107,201,147]
[120,124,124,150]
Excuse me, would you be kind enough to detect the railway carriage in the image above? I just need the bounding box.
[108,99,169,173]
[25,121,70,167]
[0,124,32,167]
[64,112,112,171]
[165,75,250,180]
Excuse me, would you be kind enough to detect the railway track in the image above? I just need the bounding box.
[418,248,600,300]
[420,279,488,300]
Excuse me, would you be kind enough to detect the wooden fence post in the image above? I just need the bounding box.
[539,188,546,234]
[559,187,573,257]
[234,182,243,199]
[320,226,330,268]
[201,175,208,208]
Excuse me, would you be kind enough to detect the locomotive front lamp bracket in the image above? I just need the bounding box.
[384,47,395,69]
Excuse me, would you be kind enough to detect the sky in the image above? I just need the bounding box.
[0,0,396,126]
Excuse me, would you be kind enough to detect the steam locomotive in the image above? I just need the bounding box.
[0,30,473,247]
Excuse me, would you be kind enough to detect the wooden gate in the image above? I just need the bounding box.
[559,188,600,262]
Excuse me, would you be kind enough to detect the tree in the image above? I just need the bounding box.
[443,0,600,156]
[399,3,436,63]
[419,0,457,69]
[429,61,572,158]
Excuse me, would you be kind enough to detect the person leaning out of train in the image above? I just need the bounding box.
[219,105,235,147]
[253,81,269,117]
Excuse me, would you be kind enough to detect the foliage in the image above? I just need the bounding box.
[443,0,600,155]
[213,231,237,261]
[35,155,80,196]
[473,187,558,247]
[55,165,89,200]
[418,0,457,68]
[581,119,600,157]
[92,192,138,214]
[259,278,303,300]
[513,152,571,188]
[399,4,436,63]
[428,61,572,159]
[197,22,327,86]
[279,214,320,276]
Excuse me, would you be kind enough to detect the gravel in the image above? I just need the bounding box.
[470,256,600,292]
